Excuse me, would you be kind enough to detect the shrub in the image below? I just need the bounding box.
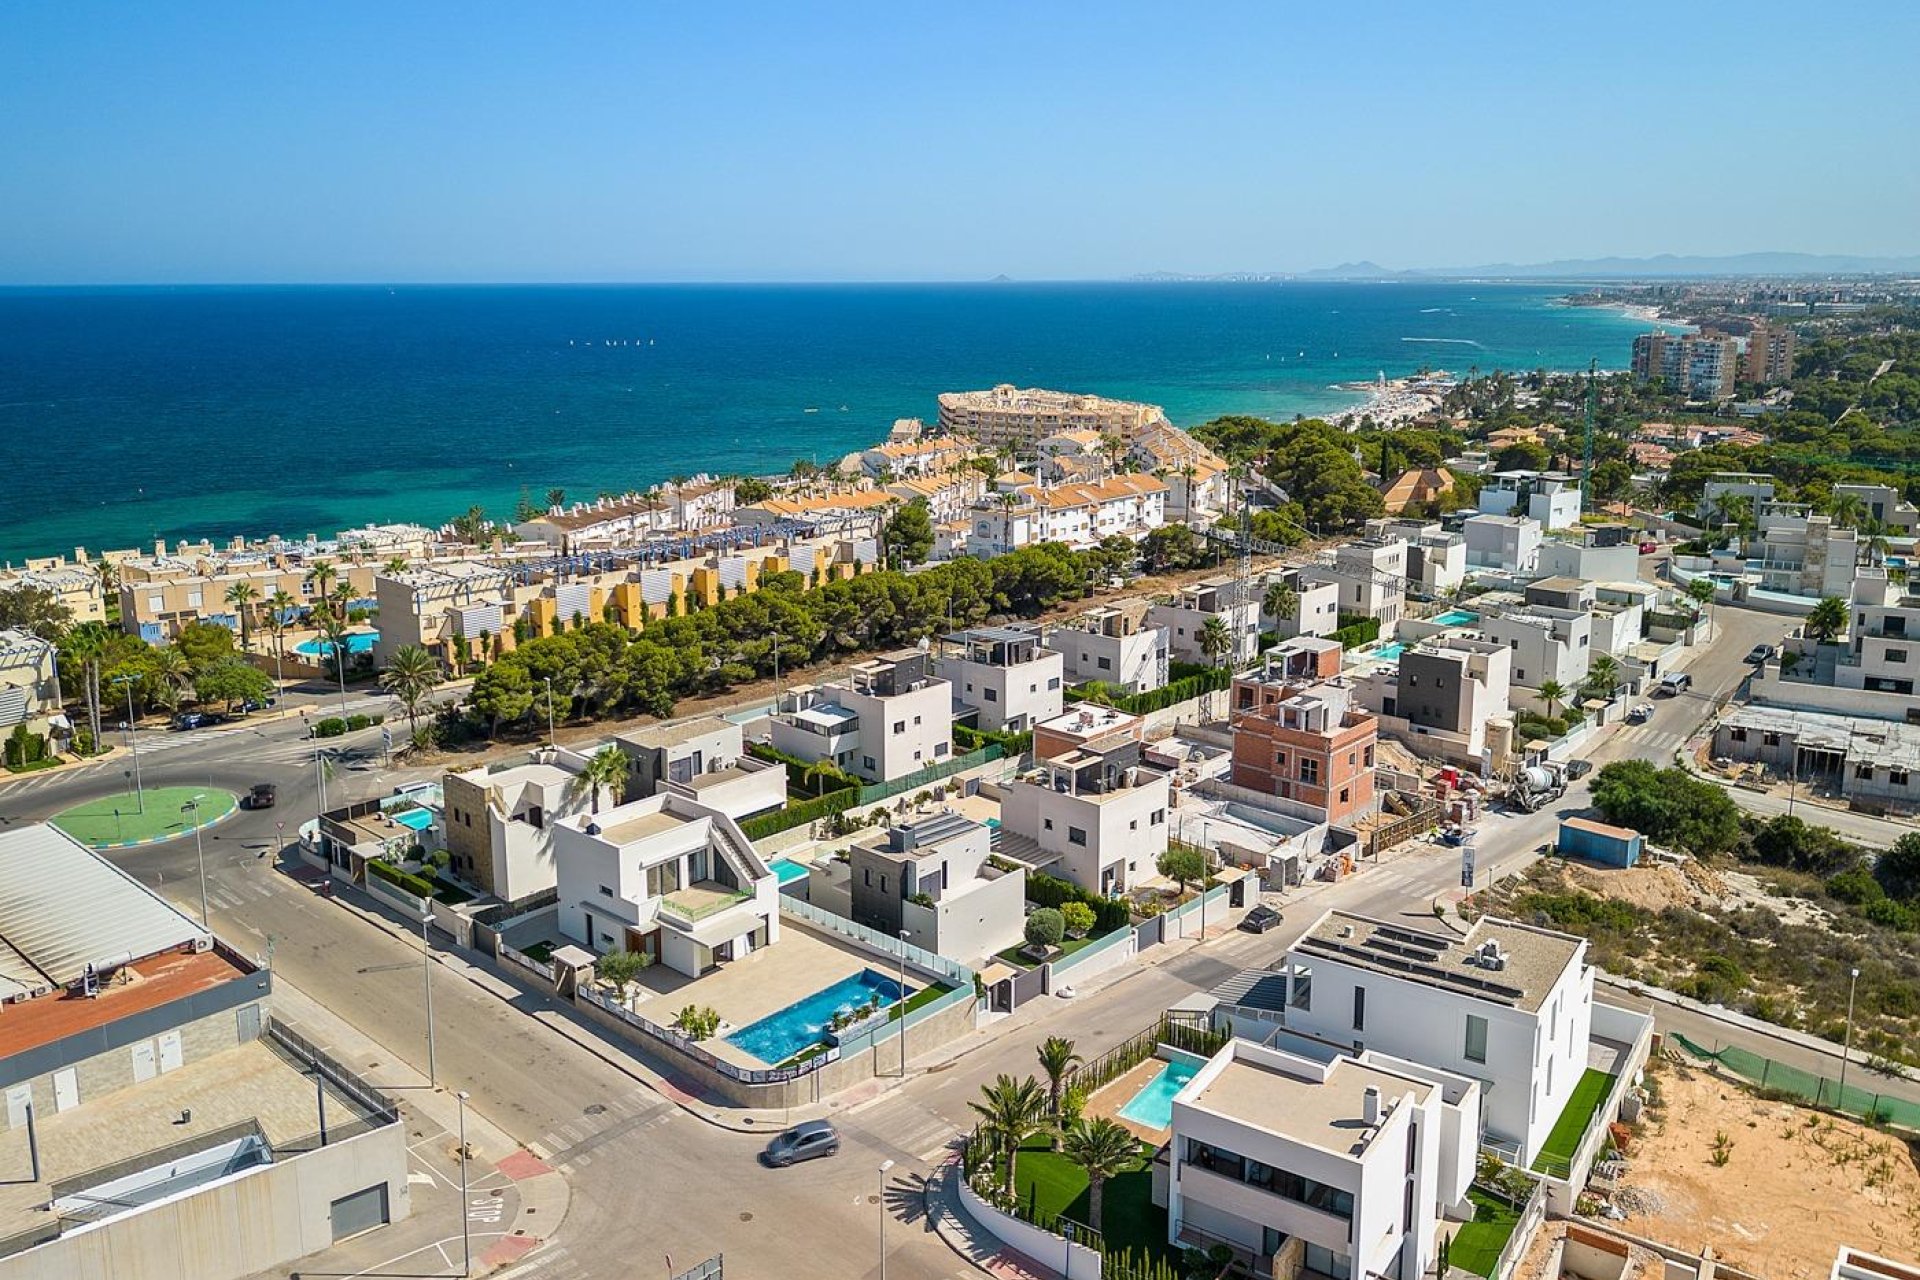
[671,1004,720,1040]
[368,859,435,898]
[1024,871,1129,932]
[313,717,348,738]
[1060,901,1096,938]
[739,787,858,840]
[346,713,372,731]
[1330,615,1381,649]
[595,949,652,989]
[1024,908,1066,948]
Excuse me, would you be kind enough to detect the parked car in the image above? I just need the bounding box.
[762,1121,839,1167]
[171,712,206,731]
[1238,904,1283,934]
[241,696,276,713]
[1626,704,1654,724]
[245,782,277,810]
[1657,672,1692,696]
[1638,541,1660,555]
[1564,759,1593,780]
[1746,644,1775,664]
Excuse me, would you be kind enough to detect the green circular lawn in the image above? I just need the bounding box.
[51,787,238,848]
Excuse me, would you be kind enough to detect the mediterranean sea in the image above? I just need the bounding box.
[0,282,1648,560]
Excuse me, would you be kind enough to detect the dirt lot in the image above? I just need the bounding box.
[1607,1057,1920,1277]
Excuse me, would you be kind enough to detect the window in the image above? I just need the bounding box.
[1299,758,1320,785]
[913,715,921,726]
[1096,656,1112,670]
[1515,668,1526,681]
[1150,807,1166,825]
[863,755,876,771]
[1363,744,1374,767]
[1338,787,1350,804]
[893,720,905,734]
[1762,731,1780,747]
[1889,648,1909,664]
[935,741,949,756]
[1856,764,1875,781]
[879,875,887,894]
[863,868,871,886]
[1129,819,1138,831]
[1893,770,1911,787]
[1068,826,1088,846]
[984,688,998,702]
[1352,986,1365,1031]
[1043,818,1054,831]
[1730,727,1748,742]
[1048,677,1061,690]
[598,885,613,898]
[1464,1014,1489,1063]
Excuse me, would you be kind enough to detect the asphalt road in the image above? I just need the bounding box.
[0,598,1856,1280]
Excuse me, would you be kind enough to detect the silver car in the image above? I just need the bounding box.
[762,1121,839,1167]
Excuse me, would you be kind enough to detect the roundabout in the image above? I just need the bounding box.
[49,786,240,849]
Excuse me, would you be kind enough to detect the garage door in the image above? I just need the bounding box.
[329,1184,390,1242]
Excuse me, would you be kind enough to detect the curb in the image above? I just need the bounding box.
[55,790,242,849]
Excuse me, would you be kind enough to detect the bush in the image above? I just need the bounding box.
[738,787,859,840]
[4,724,47,770]
[1330,615,1381,649]
[313,717,348,738]
[953,724,1034,757]
[1065,664,1230,716]
[1060,901,1096,938]
[368,859,435,898]
[345,713,372,731]
[1024,908,1065,948]
[1024,871,1129,932]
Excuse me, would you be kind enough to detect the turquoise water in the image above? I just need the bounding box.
[295,631,378,658]
[0,284,1649,559]
[1374,642,1407,661]
[725,969,910,1065]
[1432,609,1480,626]
[390,808,433,832]
[769,858,809,885]
[1117,1058,1201,1129]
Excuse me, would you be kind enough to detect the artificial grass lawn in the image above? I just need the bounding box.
[1012,1137,1179,1266]
[994,931,1117,970]
[51,786,237,846]
[1532,1068,1615,1173]
[1448,1188,1522,1277]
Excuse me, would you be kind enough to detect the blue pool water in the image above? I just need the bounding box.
[1117,1058,1201,1130]
[1432,608,1480,626]
[1373,642,1407,661]
[295,631,379,658]
[390,808,433,832]
[726,969,911,1065]
[769,857,809,885]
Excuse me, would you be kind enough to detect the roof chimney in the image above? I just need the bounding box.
[1362,1086,1381,1126]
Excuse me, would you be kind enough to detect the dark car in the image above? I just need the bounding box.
[245,783,277,810]
[762,1121,839,1167]
[1564,759,1593,780]
[172,712,206,731]
[1238,904,1283,934]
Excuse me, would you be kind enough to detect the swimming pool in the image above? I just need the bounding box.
[390,807,433,832]
[726,968,911,1064]
[1117,1057,1201,1129]
[1432,608,1480,627]
[295,631,379,658]
[1373,642,1407,661]
[769,857,809,886]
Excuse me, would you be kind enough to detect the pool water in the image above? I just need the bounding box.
[769,857,809,885]
[1117,1058,1200,1129]
[1373,642,1407,661]
[1432,608,1480,626]
[390,808,433,832]
[295,631,379,658]
[725,969,911,1065]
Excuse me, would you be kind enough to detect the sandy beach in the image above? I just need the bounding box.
[1328,376,1451,429]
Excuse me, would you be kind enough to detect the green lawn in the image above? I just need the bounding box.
[994,931,1116,970]
[1533,1068,1616,1173]
[1449,1188,1522,1277]
[51,787,237,847]
[1012,1138,1179,1266]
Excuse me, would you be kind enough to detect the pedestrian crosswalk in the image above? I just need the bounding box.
[843,1089,961,1165]
[1614,723,1687,757]
[491,1243,589,1280]
[532,1088,675,1172]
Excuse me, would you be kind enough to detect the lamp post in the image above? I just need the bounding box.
[876,1158,894,1280]
[115,675,144,813]
[1839,965,1861,1106]
[456,1090,472,1277]
[897,931,910,1078]
[543,677,555,746]
[181,795,209,927]
[421,909,438,1087]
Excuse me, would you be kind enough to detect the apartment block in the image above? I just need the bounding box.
[965,492,1043,558]
[935,626,1065,733]
[1147,576,1262,667]
[1743,322,1796,385]
[1302,539,1408,627]
[0,558,106,628]
[1229,662,1377,828]
[769,649,952,784]
[1698,472,1776,522]
[512,493,673,552]
[1461,514,1542,575]
[443,747,598,904]
[1043,601,1170,694]
[1838,572,1920,697]
[998,706,1168,896]
[860,436,973,478]
[1163,1040,1478,1280]
[847,811,1027,965]
[0,629,59,735]
[1381,636,1512,760]
[1749,502,1859,599]
[1632,330,1739,399]
[1477,471,1582,531]
[372,562,514,669]
[936,385,1170,452]
[614,715,787,822]
[1477,604,1591,696]
[1276,909,1596,1169]
[553,793,780,977]
[120,552,377,643]
[1834,482,1920,535]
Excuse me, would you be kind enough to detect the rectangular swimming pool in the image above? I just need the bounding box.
[1117,1057,1201,1130]
[390,808,433,832]
[1373,642,1407,661]
[1432,608,1480,627]
[725,969,911,1065]
[769,857,809,886]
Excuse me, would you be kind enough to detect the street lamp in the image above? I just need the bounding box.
[456,1090,472,1277]
[181,795,209,927]
[114,675,144,814]
[897,931,910,1078]
[421,909,439,1087]
[1839,965,1861,1106]
[543,677,555,746]
[876,1158,894,1280]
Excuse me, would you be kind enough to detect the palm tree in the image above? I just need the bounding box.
[1537,679,1568,721]
[545,487,567,511]
[580,744,632,813]
[306,559,338,606]
[224,581,259,652]
[1686,576,1716,636]
[264,588,296,657]
[149,644,193,699]
[1060,1118,1138,1231]
[1036,1037,1082,1148]
[61,621,113,748]
[968,1074,1051,1194]
[1586,654,1620,700]
[1806,595,1849,644]
[801,758,847,797]
[1198,613,1234,717]
[328,581,354,623]
[1860,518,1891,567]
[384,556,409,576]
[1262,580,1298,634]
[379,644,441,741]
[1829,491,1866,530]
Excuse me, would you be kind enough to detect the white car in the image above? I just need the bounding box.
[1626,704,1653,724]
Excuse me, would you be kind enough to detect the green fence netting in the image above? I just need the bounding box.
[1670,1032,1920,1132]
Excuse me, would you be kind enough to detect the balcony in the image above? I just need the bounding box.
[658,881,754,926]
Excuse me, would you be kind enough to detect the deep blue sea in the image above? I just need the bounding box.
[0,282,1646,560]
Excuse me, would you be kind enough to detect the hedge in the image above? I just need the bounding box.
[954,724,1033,757]
[369,859,436,898]
[1065,664,1230,717]
[747,742,858,794]
[313,717,348,738]
[1330,616,1381,649]
[1025,870,1131,934]
[739,787,859,841]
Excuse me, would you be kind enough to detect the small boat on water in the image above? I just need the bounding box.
[804,407,820,413]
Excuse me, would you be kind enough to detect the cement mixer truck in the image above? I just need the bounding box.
[1505,761,1567,813]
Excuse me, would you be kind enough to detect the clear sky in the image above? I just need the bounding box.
[3,2,1916,283]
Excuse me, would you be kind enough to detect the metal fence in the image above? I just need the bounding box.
[856,745,1000,805]
[498,942,556,984]
[778,897,976,986]
[265,1019,401,1125]
[1671,1033,1920,1132]
[671,1255,724,1280]
[1490,1179,1547,1280]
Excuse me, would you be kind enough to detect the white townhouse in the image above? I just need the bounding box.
[934,625,1065,734]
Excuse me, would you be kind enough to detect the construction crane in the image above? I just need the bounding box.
[1580,357,1598,516]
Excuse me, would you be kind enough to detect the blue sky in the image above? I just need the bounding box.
[3,2,1916,283]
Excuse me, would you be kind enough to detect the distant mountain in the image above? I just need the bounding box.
[1134,252,1920,282]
